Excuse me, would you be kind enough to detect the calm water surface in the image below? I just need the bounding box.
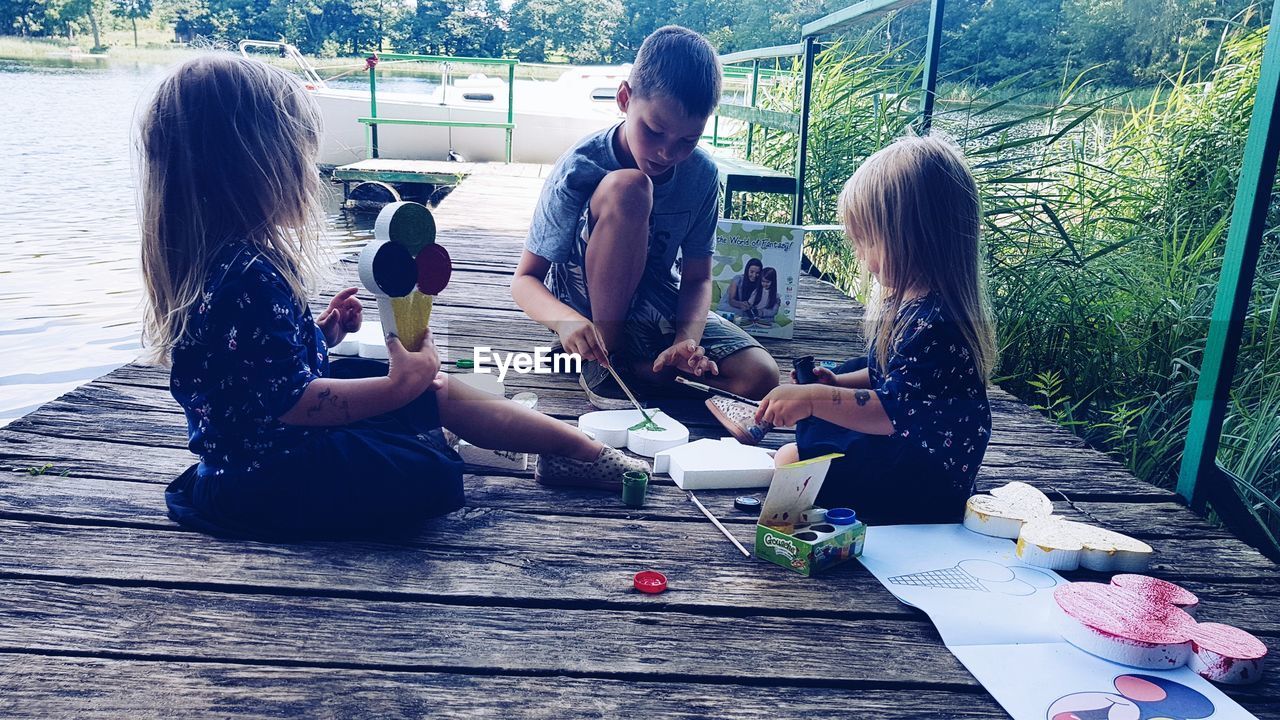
[0,59,373,426]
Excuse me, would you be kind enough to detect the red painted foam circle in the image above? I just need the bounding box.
[1191,622,1268,660]
[1055,582,1198,645]
[634,570,667,594]
[416,242,452,295]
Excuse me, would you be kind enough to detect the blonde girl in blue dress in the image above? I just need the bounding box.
[756,135,998,523]
[140,55,647,539]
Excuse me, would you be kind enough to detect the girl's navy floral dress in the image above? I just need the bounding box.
[797,293,990,523]
[165,242,464,539]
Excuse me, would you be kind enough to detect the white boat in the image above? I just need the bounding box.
[240,41,626,166]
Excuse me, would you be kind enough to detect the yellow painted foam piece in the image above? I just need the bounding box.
[391,292,434,351]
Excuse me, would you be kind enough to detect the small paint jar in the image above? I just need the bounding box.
[792,355,817,384]
[826,508,857,525]
[621,470,649,508]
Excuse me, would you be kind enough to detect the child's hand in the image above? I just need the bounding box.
[788,366,838,385]
[557,317,609,365]
[386,329,441,395]
[653,339,719,377]
[317,287,363,348]
[754,384,816,427]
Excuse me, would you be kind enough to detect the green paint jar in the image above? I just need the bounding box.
[621,470,649,508]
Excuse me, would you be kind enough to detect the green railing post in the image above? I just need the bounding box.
[919,0,945,132]
[1177,3,1280,511]
[792,37,816,225]
[368,58,379,159]
[506,61,515,162]
[746,59,760,160]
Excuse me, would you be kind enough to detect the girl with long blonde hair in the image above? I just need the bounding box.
[757,135,997,523]
[141,55,646,539]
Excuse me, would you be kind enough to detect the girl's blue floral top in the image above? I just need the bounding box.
[869,292,991,495]
[170,242,327,477]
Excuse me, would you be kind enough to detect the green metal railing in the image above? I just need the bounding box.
[715,0,943,225]
[1175,1,1280,560]
[361,52,518,163]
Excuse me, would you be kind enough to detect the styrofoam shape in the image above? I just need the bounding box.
[354,323,390,360]
[1058,606,1193,670]
[512,391,538,410]
[1015,518,1083,570]
[577,409,688,458]
[654,437,775,490]
[1111,574,1199,617]
[330,336,360,356]
[1055,582,1197,670]
[1074,524,1153,572]
[455,439,528,471]
[1189,622,1268,684]
[453,371,505,397]
[357,239,387,296]
[962,481,1054,539]
[375,295,398,344]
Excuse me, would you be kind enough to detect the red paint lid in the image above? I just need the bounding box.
[634,570,667,594]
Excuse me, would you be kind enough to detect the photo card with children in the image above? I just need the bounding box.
[711,219,804,339]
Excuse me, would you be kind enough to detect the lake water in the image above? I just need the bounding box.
[0,59,379,426]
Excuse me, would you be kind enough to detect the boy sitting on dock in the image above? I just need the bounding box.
[511,25,779,409]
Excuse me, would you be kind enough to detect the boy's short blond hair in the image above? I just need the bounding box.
[629,25,722,118]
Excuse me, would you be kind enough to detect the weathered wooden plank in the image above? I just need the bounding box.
[0,656,1015,719]
[0,579,972,687]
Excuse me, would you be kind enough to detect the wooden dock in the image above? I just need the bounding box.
[0,165,1277,717]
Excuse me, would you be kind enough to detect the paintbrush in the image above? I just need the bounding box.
[688,491,752,558]
[674,376,760,406]
[605,364,661,430]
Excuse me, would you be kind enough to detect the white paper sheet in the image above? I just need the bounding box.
[857,524,1256,719]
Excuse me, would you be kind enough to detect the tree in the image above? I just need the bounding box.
[112,0,153,46]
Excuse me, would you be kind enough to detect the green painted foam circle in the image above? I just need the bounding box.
[383,202,436,256]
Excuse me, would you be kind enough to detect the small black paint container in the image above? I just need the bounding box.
[793,355,817,384]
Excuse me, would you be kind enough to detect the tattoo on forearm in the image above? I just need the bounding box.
[308,387,351,422]
[831,389,842,405]
[855,390,871,406]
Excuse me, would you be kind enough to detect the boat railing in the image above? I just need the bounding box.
[237,40,326,88]
[360,52,518,163]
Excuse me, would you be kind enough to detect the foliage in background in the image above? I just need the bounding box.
[734,17,1280,536]
[1,0,1274,86]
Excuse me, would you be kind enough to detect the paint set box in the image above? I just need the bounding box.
[753,453,866,576]
[755,518,866,576]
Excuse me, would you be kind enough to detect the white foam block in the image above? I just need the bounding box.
[577,409,688,458]
[452,371,505,397]
[329,336,360,356]
[354,324,389,360]
[654,437,776,490]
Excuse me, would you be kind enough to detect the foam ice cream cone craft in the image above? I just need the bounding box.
[358,202,452,351]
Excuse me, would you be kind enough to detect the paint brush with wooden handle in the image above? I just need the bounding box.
[605,363,661,430]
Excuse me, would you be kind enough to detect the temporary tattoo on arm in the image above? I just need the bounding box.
[855,390,871,406]
[831,389,842,405]
[307,387,351,423]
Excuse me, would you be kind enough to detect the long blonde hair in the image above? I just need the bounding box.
[139,53,327,364]
[839,134,998,380]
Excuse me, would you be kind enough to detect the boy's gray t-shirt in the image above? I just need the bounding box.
[525,123,720,319]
